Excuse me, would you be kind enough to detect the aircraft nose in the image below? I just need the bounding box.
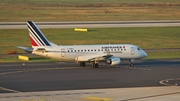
[141,50,148,58]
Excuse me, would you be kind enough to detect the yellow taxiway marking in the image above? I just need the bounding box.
[74,28,88,32]
[18,55,29,61]
[81,96,113,101]
[0,86,21,93]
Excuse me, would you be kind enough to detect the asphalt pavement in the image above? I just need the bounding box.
[0,59,180,101]
[1,20,180,29]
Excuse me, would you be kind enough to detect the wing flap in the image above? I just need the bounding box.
[75,54,113,62]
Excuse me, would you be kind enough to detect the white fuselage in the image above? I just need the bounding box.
[25,21,148,68]
[32,44,147,61]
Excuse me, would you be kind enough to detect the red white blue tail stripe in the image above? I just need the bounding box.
[27,21,51,47]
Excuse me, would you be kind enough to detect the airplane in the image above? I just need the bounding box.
[18,21,147,68]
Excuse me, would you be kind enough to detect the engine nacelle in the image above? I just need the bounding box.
[106,57,121,66]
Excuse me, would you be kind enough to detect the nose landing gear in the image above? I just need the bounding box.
[129,59,135,66]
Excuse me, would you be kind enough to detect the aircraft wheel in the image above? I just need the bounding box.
[129,63,133,67]
[93,63,98,68]
[80,62,86,67]
[129,59,134,67]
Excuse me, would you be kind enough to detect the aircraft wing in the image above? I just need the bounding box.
[75,54,113,62]
[17,46,33,53]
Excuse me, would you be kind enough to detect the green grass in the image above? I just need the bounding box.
[0,0,180,21]
[0,0,180,4]
[146,51,180,59]
[1,26,180,62]
[0,27,180,54]
[1,0,180,62]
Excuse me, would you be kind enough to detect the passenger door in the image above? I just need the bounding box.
[131,47,135,55]
[61,48,66,57]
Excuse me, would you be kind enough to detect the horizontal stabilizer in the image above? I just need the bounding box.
[17,46,33,53]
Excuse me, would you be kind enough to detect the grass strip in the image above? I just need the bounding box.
[1,27,180,62]
[0,27,180,54]
[146,51,180,59]
[0,1,180,21]
[1,0,180,4]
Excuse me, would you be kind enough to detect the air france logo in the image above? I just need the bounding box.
[102,46,126,49]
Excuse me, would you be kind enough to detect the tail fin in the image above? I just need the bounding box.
[27,21,51,48]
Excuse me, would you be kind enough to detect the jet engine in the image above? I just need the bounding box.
[106,57,121,65]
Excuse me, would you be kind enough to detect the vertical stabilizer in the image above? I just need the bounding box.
[27,21,51,48]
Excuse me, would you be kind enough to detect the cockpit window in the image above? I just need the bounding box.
[137,47,141,50]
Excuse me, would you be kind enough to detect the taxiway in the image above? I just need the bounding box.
[0,59,180,100]
[1,20,180,29]
[0,59,179,93]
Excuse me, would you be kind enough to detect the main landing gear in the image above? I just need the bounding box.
[79,62,99,68]
[79,62,86,67]
[92,63,99,68]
